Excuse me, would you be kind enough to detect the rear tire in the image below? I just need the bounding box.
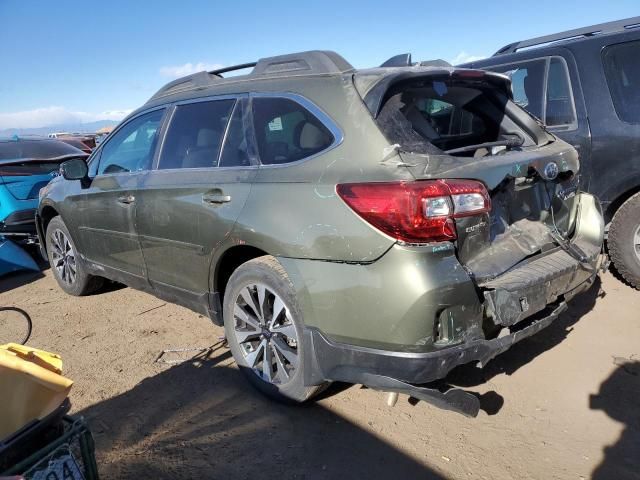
[608,192,640,290]
[45,216,103,296]
[223,255,328,403]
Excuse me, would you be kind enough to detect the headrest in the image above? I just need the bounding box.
[299,122,327,149]
[197,128,218,147]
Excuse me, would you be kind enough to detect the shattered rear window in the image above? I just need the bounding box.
[376,79,509,156]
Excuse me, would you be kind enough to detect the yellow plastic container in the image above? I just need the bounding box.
[0,344,72,440]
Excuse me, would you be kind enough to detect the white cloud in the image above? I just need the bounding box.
[0,106,132,129]
[449,51,486,66]
[159,62,225,79]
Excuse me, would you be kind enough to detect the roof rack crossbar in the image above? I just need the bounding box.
[147,51,354,103]
[209,62,258,76]
[494,16,640,55]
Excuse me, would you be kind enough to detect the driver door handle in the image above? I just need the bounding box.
[117,194,136,205]
[202,193,231,204]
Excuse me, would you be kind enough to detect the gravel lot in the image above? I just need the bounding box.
[2,268,639,479]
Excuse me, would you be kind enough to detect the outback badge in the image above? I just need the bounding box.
[544,161,559,180]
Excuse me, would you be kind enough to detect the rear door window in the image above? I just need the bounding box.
[489,57,577,128]
[252,97,334,164]
[603,40,640,124]
[158,99,235,169]
[98,109,164,175]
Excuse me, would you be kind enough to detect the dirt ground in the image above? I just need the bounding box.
[1,268,639,480]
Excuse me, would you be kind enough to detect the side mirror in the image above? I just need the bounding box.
[60,158,88,181]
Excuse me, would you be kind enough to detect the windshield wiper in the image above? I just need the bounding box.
[444,134,524,155]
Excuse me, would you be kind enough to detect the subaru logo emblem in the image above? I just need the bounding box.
[544,161,559,180]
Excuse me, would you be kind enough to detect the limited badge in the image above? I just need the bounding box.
[543,161,559,180]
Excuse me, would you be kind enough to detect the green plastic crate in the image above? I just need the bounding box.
[2,415,99,480]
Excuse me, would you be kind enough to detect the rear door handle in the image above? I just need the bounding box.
[202,193,231,204]
[117,194,135,205]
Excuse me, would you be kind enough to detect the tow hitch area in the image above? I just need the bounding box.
[361,373,481,418]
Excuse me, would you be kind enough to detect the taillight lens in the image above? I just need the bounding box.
[336,179,490,243]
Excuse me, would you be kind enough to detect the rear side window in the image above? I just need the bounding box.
[252,97,334,165]
[493,59,546,120]
[545,58,576,127]
[490,57,576,128]
[98,109,164,175]
[158,99,235,169]
[603,40,640,124]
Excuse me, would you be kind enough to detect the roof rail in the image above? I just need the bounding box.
[208,62,257,76]
[148,51,354,103]
[494,16,640,56]
[251,50,354,77]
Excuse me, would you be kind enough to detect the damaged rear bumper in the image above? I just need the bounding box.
[302,193,605,416]
[480,192,604,327]
[305,299,569,387]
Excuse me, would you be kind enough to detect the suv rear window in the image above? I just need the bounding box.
[0,161,63,176]
[0,139,85,161]
[252,97,334,165]
[603,40,640,124]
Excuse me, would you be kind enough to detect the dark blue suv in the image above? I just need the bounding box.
[461,16,640,289]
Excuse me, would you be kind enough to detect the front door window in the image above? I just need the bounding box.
[98,109,164,175]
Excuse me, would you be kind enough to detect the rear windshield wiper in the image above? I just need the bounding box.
[444,135,524,155]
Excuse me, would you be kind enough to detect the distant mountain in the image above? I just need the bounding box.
[0,120,119,137]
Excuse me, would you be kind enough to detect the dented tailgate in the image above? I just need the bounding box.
[480,193,604,326]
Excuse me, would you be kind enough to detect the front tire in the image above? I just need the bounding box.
[609,192,640,290]
[223,255,327,403]
[45,216,103,296]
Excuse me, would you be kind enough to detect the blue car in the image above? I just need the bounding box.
[0,137,87,244]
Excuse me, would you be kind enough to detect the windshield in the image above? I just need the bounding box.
[0,139,86,161]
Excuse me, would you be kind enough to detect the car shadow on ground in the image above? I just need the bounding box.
[448,277,604,389]
[590,359,640,480]
[77,348,443,480]
[0,270,44,294]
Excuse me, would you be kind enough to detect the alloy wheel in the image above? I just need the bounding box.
[50,229,76,285]
[635,225,640,263]
[232,283,299,385]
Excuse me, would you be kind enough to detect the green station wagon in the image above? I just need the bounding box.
[37,51,606,416]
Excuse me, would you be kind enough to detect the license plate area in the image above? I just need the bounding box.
[26,449,85,480]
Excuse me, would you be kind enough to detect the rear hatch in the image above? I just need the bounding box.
[0,139,88,200]
[0,160,66,200]
[355,67,582,279]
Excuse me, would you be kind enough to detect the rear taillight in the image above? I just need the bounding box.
[336,180,490,243]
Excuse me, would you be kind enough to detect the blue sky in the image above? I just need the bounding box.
[0,0,638,129]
